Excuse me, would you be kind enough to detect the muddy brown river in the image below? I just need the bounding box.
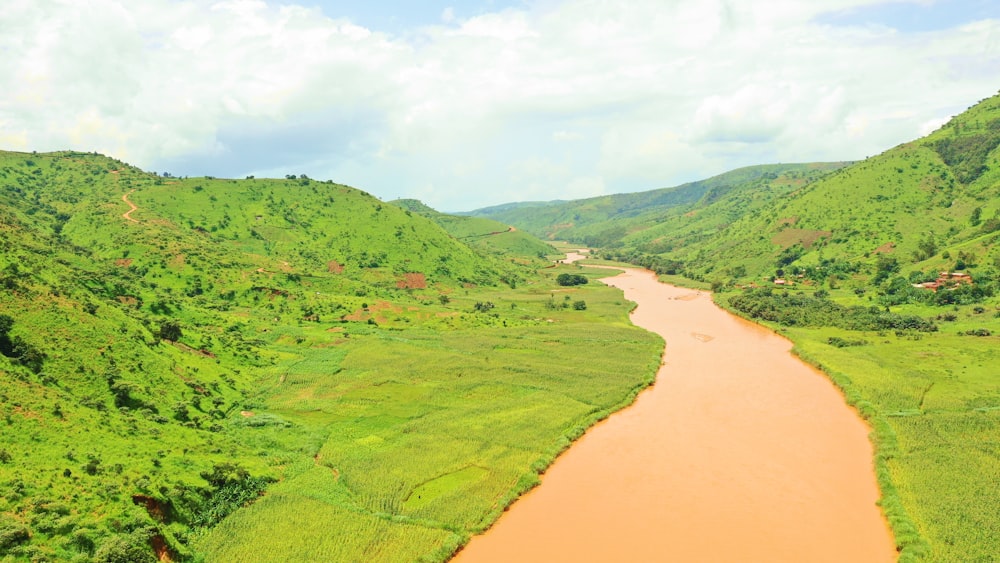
[454,261,895,562]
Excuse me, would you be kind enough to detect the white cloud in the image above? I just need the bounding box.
[0,0,998,209]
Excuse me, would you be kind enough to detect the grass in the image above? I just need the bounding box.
[193,269,663,561]
[0,150,663,561]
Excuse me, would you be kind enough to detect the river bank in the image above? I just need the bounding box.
[454,265,894,562]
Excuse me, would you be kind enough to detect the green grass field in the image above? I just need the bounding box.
[193,267,662,561]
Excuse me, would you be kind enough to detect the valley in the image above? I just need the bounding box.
[1,92,999,562]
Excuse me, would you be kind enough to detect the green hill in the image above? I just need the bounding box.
[0,151,662,562]
[468,162,852,244]
[390,198,556,261]
[593,94,1000,290]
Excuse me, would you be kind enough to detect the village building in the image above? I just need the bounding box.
[913,272,974,292]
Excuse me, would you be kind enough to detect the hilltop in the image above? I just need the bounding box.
[390,198,555,260]
[468,162,852,245]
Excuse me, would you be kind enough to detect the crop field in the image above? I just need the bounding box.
[194,266,663,561]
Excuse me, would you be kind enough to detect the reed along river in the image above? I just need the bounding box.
[454,265,895,562]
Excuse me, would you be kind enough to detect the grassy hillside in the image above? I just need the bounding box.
[597,93,1000,290]
[468,163,851,244]
[390,199,556,262]
[0,151,662,562]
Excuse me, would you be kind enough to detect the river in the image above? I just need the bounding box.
[453,258,895,562]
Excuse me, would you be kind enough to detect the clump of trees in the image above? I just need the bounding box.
[556,273,588,286]
[0,315,45,374]
[729,288,938,332]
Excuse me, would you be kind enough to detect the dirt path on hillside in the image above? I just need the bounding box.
[122,189,139,223]
[454,259,894,562]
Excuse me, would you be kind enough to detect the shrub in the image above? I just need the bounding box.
[94,529,156,563]
[960,328,992,337]
[556,273,588,286]
[572,300,587,310]
[158,321,182,342]
[0,518,29,551]
[827,337,869,348]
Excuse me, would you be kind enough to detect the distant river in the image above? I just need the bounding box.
[454,259,894,562]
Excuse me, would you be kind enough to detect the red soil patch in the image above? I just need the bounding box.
[114,258,133,268]
[151,535,173,563]
[327,261,344,274]
[117,296,139,306]
[132,495,167,522]
[13,406,42,420]
[396,272,427,289]
[170,341,216,358]
[169,254,186,269]
[873,242,896,254]
[343,300,398,321]
[771,228,831,249]
[777,217,799,227]
[240,411,255,417]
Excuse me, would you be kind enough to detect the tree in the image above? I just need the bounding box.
[556,273,588,286]
[572,300,587,310]
[158,320,182,342]
[970,206,983,227]
[0,314,13,357]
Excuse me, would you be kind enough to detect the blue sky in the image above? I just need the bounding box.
[2,0,999,210]
[301,0,528,33]
[818,0,998,32]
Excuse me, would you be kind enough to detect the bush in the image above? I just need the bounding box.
[960,328,992,337]
[93,529,157,563]
[827,337,869,348]
[572,300,587,310]
[0,519,29,551]
[158,321,182,342]
[556,273,588,286]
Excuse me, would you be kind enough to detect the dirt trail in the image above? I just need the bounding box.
[122,189,139,223]
[454,262,894,562]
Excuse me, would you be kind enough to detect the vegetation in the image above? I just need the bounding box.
[481,91,1000,561]
[5,87,1000,561]
[390,198,555,263]
[469,162,851,245]
[0,150,662,561]
[555,273,588,286]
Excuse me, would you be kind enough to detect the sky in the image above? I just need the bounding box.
[1,1,999,211]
